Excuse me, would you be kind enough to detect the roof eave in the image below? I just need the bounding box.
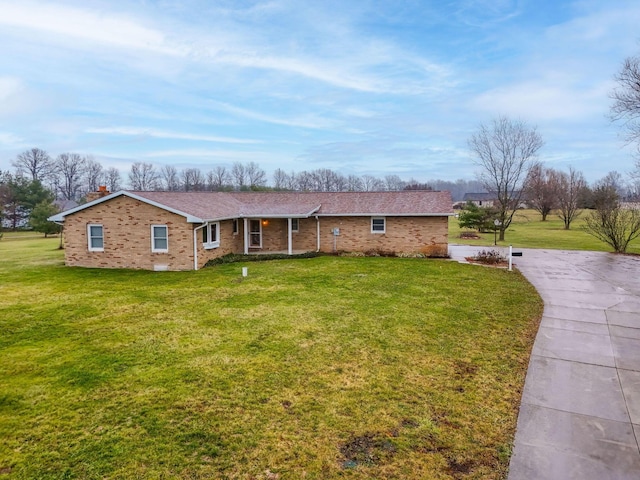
[47,190,205,223]
[316,212,454,217]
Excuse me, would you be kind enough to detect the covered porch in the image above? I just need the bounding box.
[241,216,319,255]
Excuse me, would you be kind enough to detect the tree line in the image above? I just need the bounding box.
[5,148,486,200]
[0,148,485,233]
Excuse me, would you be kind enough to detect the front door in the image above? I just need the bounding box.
[249,219,262,248]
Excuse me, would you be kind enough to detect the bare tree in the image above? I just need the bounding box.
[105,167,121,192]
[181,168,205,191]
[333,173,347,192]
[584,200,640,253]
[55,153,86,200]
[524,163,560,221]
[83,157,104,194]
[597,171,627,199]
[246,162,266,188]
[284,170,298,190]
[12,148,54,182]
[345,174,363,192]
[207,166,230,191]
[231,162,247,189]
[361,174,384,192]
[272,168,289,190]
[557,167,587,230]
[611,54,640,154]
[591,177,620,211]
[384,175,406,191]
[312,168,343,192]
[128,162,159,190]
[295,171,314,191]
[469,116,544,240]
[160,165,180,191]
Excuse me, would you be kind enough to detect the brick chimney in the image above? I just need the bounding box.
[86,186,111,203]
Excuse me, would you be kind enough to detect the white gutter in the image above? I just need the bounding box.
[193,222,208,271]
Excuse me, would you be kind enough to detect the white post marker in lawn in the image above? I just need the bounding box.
[242,267,248,277]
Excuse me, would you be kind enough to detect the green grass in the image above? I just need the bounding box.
[450,209,640,254]
[0,237,542,479]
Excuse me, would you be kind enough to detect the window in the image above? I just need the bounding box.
[291,218,299,232]
[371,217,386,233]
[202,222,220,249]
[151,225,168,252]
[232,219,238,235]
[87,224,104,251]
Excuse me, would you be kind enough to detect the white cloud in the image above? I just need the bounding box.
[212,102,339,130]
[471,81,612,122]
[0,1,183,55]
[0,1,451,95]
[0,76,23,101]
[0,131,23,147]
[86,127,260,144]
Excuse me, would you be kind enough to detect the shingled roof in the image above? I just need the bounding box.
[50,190,453,223]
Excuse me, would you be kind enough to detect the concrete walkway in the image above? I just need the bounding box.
[449,246,640,479]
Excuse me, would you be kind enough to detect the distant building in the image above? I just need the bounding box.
[462,192,496,208]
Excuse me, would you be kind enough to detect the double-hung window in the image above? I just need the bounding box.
[202,222,220,249]
[87,224,104,251]
[371,217,386,233]
[151,225,168,253]
[291,218,299,232]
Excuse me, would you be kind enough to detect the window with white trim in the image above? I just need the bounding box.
[151,225,168,252]
[291,218,299,232]
[87,224,104,251]
[202,222,220,249]
[232,219,238,235]
[371,217,386,233]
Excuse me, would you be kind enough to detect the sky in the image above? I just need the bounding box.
[1,0,639,185]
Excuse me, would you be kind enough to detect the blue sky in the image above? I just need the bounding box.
[1,0,639,184]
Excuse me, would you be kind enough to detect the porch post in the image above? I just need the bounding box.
[243,218,249,254]
[287,218,293,255]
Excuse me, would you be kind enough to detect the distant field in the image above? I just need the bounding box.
[449,209,640,254]
[0,237,542,479]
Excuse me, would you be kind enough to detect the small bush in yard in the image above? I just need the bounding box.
[205,251,319,267]
[469,249,507,265]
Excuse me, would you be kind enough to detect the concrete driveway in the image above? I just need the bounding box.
[449,246,640,480]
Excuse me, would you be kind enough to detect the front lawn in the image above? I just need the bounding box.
[0,238,542,479]
[450,209,640,254]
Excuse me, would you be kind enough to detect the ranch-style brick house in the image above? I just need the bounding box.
[49,189,453,271]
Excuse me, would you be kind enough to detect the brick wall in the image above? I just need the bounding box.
[195,219,243,268]
[317,216,448,256]
[64,196,196,270]
[242,216,448,256]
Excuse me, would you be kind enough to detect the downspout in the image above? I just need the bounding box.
[315,216,320,252]
[243,218,249,255]
[193,222,208,271]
